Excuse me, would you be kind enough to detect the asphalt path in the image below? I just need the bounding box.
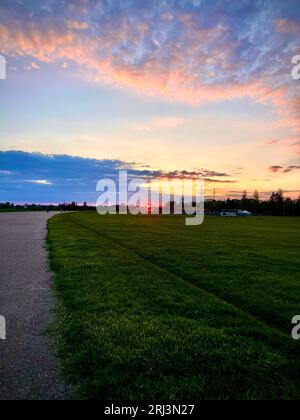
[0,212,68,400]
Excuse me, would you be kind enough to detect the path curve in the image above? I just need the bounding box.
[0,212,67,400]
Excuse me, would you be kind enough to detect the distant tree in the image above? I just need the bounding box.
[278,189,284,201]
[271,190,284,203]
[284,197,294,216]
[250,190,260,214]
[170,201,175,215]
[241,190,248,209]
[270,189,284,215]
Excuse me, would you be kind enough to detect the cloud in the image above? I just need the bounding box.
[269,165,283,173]
[0,151,234,203]
[204,178,237,184]
[66,20,89,31]
[151,169,232,180]
[269,164,300,173]
[27,179,52,185]
[31,62,40,70]
[264,139,278,145]
[289,141,300,155]
[129,168,235,183]
[0,0,299,133]
[0,150,124,203]
[23,62,41,71]
[283,165,300,173]
[274,19,300,34]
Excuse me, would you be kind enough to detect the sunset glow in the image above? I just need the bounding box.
[0,0,299,203]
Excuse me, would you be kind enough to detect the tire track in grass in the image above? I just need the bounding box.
[66,215,297,354]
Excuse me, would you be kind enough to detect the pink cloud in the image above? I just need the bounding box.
[0,12,299,135]
[274,19,300,34]
[264,139,279,145]
[290,141,300,155]
[0,17,250,106]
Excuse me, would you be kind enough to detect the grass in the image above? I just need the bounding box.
[47,213,300,400]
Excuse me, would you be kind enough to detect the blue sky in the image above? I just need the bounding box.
[0,0,299,203]
[0,151,123,203]
[0,150,241,203]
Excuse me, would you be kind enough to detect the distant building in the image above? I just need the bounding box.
[237,210,252,217]
[220,209,252,217]
[220,209,238,217]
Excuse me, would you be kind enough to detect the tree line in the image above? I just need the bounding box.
[205,190,300,216]
[1,190,300,216]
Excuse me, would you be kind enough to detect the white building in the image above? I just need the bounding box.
[220,209,252,217]
[237,210,252,217]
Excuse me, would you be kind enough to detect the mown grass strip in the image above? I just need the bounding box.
[48,214,300,399]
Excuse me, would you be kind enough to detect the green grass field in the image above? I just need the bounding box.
[47,213,300,400]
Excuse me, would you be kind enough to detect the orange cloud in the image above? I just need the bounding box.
[264,139,278,145]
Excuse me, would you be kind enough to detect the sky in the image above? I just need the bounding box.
[0,0,299,204]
